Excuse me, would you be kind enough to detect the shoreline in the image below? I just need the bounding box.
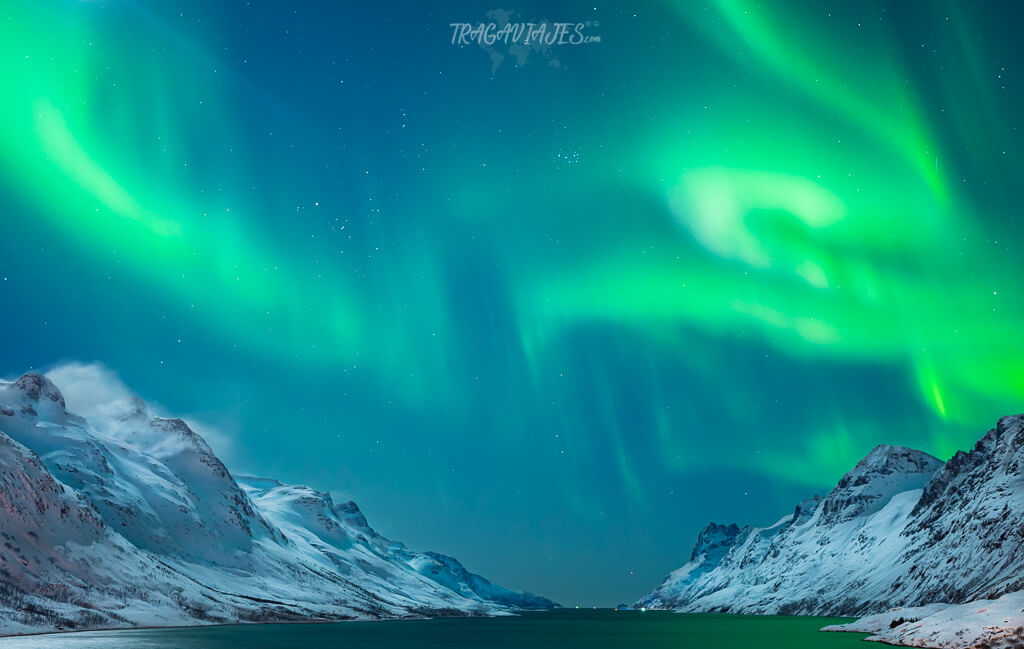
[1,609,957,649]
[0,618,353,641]
[0,607,542,641]
[0,610,864,641]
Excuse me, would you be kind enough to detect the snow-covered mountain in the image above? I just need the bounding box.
[0,372,554,635]
[638,414,1024,647]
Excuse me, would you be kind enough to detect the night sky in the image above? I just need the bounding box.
[1,0,1023,607]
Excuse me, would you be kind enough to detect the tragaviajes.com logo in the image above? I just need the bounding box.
[450,9,601,73]
[450,21,601,47]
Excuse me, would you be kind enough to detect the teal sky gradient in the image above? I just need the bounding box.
[1,0,1022,606]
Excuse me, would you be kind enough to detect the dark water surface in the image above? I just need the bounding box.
[0,611,870,648]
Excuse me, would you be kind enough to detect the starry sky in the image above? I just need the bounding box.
[1,0,1023,607]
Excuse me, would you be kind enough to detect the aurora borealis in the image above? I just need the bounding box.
[1,0,1022,606]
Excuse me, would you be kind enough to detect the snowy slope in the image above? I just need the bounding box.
[638,416,1024,629]
[822,592,1024,648]
[0,372,554,635]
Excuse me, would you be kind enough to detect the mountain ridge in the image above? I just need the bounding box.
[0,371,555,635]
[638,414,1024,648]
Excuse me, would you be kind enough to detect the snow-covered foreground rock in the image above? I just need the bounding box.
[822,595,1024,648]
[0,373,554,635]
[638,414,1024,647]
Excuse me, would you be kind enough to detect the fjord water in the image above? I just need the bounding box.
[0,611,868,648]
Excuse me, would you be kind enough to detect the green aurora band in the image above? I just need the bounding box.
[2,0,1022,496]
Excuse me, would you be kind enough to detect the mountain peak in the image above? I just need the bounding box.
[819,444,942,524]
[690,522,742,561]
[994,413,1024,441]
[840,444,940,486]
[12,373,65,408]
[335,499,371,531]
[863,442,934,464]
[150,416,212,453]
[790,495,822,526]
[123,396,150,419]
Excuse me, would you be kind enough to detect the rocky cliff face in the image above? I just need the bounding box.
[0,372,555,634]
[638,419,1024,617]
